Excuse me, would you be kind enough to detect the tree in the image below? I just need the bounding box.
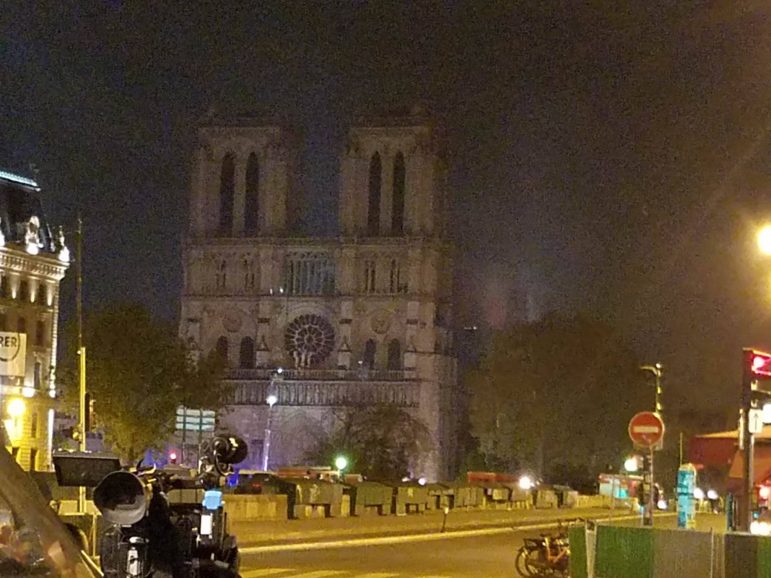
[467,313,646,483]
[305,405,431,480]
[59,303,229,461]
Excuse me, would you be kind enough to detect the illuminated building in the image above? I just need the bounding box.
[180,108,459,480]
[0,170,69,471]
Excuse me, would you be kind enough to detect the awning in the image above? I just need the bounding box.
[689,425,771,469]
[728,446,771,482]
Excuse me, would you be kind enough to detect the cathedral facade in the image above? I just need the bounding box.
[180,110,458,480]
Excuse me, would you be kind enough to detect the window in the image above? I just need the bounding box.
[367,152,381,236]
[17,316,26,334]
[243,258,256,291]
[244,153,260,235]
[285,252,336,295]
[35,320,45,347]
[389,259,405,294]
[364,260,377,294]
[219,152,235,235]
[215,336,229,363]
[33,361,42,389]
[392,152,405,235]
[239,337,255,369]
[29,448,38,471]
[387,339,401,370]
[215,260,227,290]
[0,313,7,331]
[18,280,28,302]
[363,339,376,370]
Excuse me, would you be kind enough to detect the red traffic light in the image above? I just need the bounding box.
[750,350,771,377]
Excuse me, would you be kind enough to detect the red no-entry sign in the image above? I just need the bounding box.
[628,411,665,449]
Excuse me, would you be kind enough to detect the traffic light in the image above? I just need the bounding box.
[745,349,771,379]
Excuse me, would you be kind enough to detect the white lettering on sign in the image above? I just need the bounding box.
[632,426,661,434]
[0,332,25,377]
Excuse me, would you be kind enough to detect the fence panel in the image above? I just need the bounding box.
[594,525,653,578]
[724,533,757,578]
[652,529,713,578]
[569,525,588,578]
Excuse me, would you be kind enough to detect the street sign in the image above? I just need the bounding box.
[175,407,215,432]
[628,411,665,449]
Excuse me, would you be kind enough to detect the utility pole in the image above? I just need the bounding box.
[639,363,664,527]
[76,215,87,514]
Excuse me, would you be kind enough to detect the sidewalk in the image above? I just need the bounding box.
[232,506,637,547]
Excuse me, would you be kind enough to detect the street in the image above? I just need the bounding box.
[240,513,725,578]
[241,528,523,578]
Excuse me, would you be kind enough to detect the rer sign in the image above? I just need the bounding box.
[0,332,26,378]
[628,411,665,449]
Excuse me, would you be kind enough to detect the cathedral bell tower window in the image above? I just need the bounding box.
[219,153,235,235]
[392,152,405,235]
[244,153,259,235]
[367,152,382,236]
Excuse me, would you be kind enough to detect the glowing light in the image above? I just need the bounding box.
[707,489,718,500]
[752,520,771,536]
[335,455,348,471]
[759,226,771,255]
[693,487,705,500]
[518,475,535,491]
[417,477,427,486]
[657,499,667,510]
[6,398,25,418]
[624,457,639,473]
[169,451,178,461]
[266,394,278,407]
[760,486,771,500]
[0,170,38,189]
[276,367,284,374]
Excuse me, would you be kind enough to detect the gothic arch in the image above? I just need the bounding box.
[367,152,381,236]
[219,152,235,234]
[392,152,405,235]
[363,339,376,369]
[244,153,259,235]
[387,339,401,370]
[239,336,255,369]
[215,336,229,363]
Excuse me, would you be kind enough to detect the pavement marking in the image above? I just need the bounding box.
[241,570,296,577]
[354,574,401,578]
[240,513,665,555]
[292,570,351,578]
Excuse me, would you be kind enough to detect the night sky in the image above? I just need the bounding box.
[1,2,770,416]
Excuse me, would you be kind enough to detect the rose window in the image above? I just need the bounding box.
[284,314,335,367]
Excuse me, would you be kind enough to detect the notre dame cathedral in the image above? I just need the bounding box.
[179,107,459,480]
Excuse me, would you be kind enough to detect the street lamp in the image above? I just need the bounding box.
[335,455,348,472]
[640,363,663,414]
[758,225,771,255]
[624,456,639,473]
[262,370,282,471]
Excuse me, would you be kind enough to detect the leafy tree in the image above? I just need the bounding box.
[467,313,646,483]
[305,405,431,480]
[59,303,229,461]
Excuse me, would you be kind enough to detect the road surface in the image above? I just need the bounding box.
[240,513,724,578]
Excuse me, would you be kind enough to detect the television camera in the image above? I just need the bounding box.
[53,436,248,578]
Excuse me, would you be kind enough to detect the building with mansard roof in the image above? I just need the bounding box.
[0,170,69,471]
[180,108,458,480]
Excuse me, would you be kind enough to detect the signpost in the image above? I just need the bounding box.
[629,411,665,526]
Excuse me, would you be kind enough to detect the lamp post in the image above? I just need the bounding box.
[639,363,663,527]
[640,363,663,414]
[262,369,282,471]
